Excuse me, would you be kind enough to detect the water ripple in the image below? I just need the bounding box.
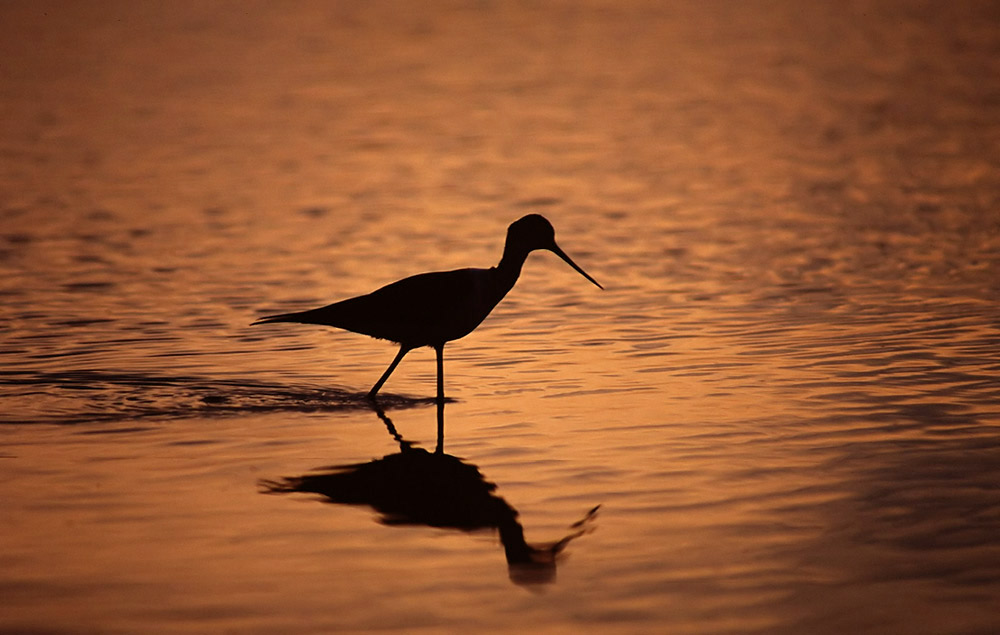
[0,370,432,425]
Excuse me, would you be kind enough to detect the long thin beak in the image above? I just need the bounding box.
[551,243,604,290]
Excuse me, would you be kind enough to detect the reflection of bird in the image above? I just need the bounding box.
[253,214,602,400]
[260,403,599,585]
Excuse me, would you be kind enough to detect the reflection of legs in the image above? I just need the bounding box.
[368,345,409,398]
[434,344,445,402]
[435,398,445,454]
[371,402,413,452]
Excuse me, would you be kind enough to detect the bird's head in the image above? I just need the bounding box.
[507,214,557,252]
[506,214,603,289]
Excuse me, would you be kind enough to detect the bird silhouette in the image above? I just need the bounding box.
[253,214,602,400]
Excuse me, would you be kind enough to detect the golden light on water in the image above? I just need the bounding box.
[1,1,999,633]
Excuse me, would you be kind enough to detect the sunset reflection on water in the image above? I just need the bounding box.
[2,1,998,633]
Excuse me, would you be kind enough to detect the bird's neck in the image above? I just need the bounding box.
[496,247,529,295]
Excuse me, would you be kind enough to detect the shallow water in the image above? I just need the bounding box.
[2,1,999,633]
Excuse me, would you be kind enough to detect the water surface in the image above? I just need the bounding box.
[2,1,999,633]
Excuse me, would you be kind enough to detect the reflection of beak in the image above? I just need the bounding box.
[551,243,604,290]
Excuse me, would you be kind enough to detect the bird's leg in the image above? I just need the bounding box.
[434,344,445,453]
[368,345,410,399]
[434,344,445,403]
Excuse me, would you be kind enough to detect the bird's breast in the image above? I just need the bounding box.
[418,268,504,344]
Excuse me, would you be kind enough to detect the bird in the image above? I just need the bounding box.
[253,214,602,401]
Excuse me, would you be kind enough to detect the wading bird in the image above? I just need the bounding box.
[253,214,602,400]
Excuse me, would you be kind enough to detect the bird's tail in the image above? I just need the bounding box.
[252,305,341,326]
[251,310,309,326]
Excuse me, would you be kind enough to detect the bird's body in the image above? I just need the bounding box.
[256,266,512,348]
[254,214,601,400]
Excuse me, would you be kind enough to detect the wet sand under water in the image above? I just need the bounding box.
[1,1,999,633]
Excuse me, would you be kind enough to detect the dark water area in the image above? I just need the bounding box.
[2,1,999,633]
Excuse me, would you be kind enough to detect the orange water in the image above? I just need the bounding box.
[2,2,999,633]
